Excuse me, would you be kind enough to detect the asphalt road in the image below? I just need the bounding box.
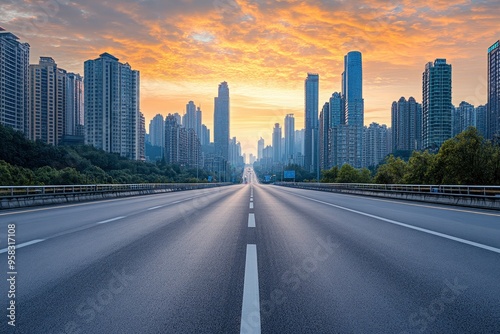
[1,169,499,333]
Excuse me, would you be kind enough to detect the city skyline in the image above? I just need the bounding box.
[1,1,499,156]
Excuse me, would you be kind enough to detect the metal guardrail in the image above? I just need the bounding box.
[0,183,233,199]
[274,183,500,198]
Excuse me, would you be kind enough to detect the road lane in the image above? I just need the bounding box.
[253,183,500,333]
[1,185,249,333]
[1,174,499,333]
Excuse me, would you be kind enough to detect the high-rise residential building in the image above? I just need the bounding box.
[263,145,273,162]
[214,81,230,160]
[284,114,295,164]
[330,92,344,126]
[272,123,282,163]
[422,58,452,150]
[343,51,364,167]
[294,129,305,166]
[229,137,243,167]
[0,28,30,134]
[149,114,165,147]
[187,128,202,168]
[172,113,182,126]
[201,124,210,145]
[84,52,140,160]
[326,92,344,168]
[331,124,357,168]
[452,101,476,136]
[165,113,187,165]
[363,123,390,168]
[257,137,264,161]
[304,73,319,172]
[137,111,145,161]
[184,101,197,132]
[319,102,330,170]
[196,107,202,141]
[65,72,84,138]
[391,96,422,152]
[488,40,499,140]
[28,57,67,145]
[476,105,488,137]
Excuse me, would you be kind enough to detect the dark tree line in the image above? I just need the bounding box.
[0,124,213,186]
[321,127,500,185]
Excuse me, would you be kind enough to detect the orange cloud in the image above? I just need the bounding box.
[1,0,499,156]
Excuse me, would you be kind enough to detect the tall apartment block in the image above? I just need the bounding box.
[422,59,452,150]
[65,72,84,138]
[272,123,282,163]
[84,53,141,160]
[343,51,364,168]
[28,57,67,145]
[284,114,295,164]
[488,40,499,140]
[304,73,319,172]
[391,97,422,152]
[0,28,29,133]
[149,114,165,148]
[363,123,390,168]
[214,82,230,160]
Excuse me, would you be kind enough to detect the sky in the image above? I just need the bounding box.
[1,0,499,157]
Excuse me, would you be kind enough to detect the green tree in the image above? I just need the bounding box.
[358,168,373,183]
[403,151,436,184]
[321,166,339,183]
[434,127,494,184]
[336,164,359,183]
[374,155,407,184]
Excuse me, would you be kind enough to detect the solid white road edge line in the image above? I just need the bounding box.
[240,244,261,334]
[294,193,500,255]
[147,206,163,210]
[96,216,126,225]
[0,239,45,254]
[277,186,500,217]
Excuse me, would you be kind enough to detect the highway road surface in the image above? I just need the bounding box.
[1,167,500,333]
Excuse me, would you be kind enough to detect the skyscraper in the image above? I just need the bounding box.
[201,124,210,146]
[284,114,295,164]
[343,51,364,167]
[328,92,346,168]
[65,72,84,138]
[272,123,282,163]
[149,114,165,147]
[214,81,230,160]
[422,59,452,150]
[165,114,187,165]
[476,105,488,137]
[28,57,67,145]
[137,111,146,161]
[196,106,202,141]
[330,92,344,127]
[363,123,390,168]
[304,73,319,172]
[0,28,29,134]
[488,40,499,140]
[185,101,196,129]
[257,137,264,161]
[319,102,330,170]
[229,137,242,167]
[391,97,422,152]
[84,53,140,160]
[452,101,475,136]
